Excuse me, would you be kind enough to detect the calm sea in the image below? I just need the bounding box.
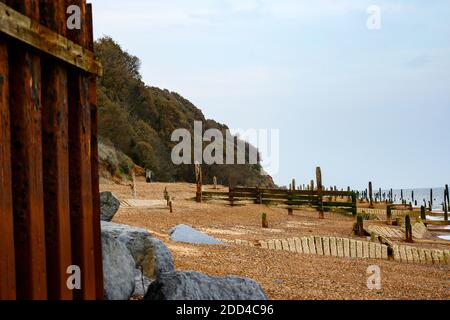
[383,188,446,211]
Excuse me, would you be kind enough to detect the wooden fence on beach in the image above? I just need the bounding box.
[203,187,358,215]
[0,1,103,300]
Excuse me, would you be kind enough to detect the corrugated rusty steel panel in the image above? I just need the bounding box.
[86,3,104,300]
[0,35,16,300]
[7,0,48,300]
[40,0,73,301]
[0,1,102,75]
[66,0,97,300]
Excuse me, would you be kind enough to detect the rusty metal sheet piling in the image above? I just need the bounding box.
[6,0,48,300]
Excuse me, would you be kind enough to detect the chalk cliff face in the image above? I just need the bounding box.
[95,37,275,188]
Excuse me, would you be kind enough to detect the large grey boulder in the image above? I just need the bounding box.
[132,269,154,297]
[102,222,174,278]
[170,225,223,245]
[145,272,268,300]
[100,192,121,222]
[102,231,135,300]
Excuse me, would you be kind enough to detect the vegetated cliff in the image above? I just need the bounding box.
[96,37,275,188]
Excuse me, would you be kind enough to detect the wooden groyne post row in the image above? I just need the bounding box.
[0,0,103,300]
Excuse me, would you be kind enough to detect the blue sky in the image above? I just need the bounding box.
[92,0,450,189]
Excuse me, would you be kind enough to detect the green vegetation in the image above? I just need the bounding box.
[95,37,274,187]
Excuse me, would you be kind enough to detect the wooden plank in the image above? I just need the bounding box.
[268,240,275,250]
[343,238,350,258]
[405,247,414,264]
[399,246,407,263]
[308,237,317,255]
[336,238,344,257]
[350,240,356,259]
[66,0,96,300]
[444,250,450,265]
[330,237,337,257]
[260,241,268,249]
[0,2,102,75]
[288,238,296,253]
[293,238,302,254]
[424,249,433,264]
[363,242,370,259]
[302,237,310,254]
[381,245,388,260]
[322,237,330,256]
[418,249,426,264]
[315,237,323,255]
[356,241,363,258]
[423,220,450,226]
[0,35,16,300]
[274,240,282,251]
[233,187,257,193]
[7,0,47,300]
[438,251,445,264]
[39,0,73,301]
[375,244,382,259]
[322,191,354,197]
[393,245,400,261]
[369,243,376,259]
[411,247,420,264]
[282,240,290,251]
[322,202,356,208]
[431,250,439,265]
[86,3,103,300]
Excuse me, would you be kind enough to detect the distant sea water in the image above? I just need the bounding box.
[375,188,446,211]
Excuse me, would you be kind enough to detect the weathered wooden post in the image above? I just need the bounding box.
[378,188,382,203]
[288,208,294,216]
[368,182,374,208]
[411,190,415,203]
[405,215,413,243]
[429,189,433,211]
[195,163,202,203]
[445,184,449,207]
[213,176,217,190]
[445,184,449,221]
[400,189,404,202]
[262,213,269,229]
[292,179,296,191]
[386,206,392,225]
[420,206,426,220]
[351,192,357,216]
[355,214,364,236]
[444,200,448,222]
[310,180,315,191]
[316,167,324,219]
[131,168,137,197]
[168,197,173,213]
[164,187,169,205]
